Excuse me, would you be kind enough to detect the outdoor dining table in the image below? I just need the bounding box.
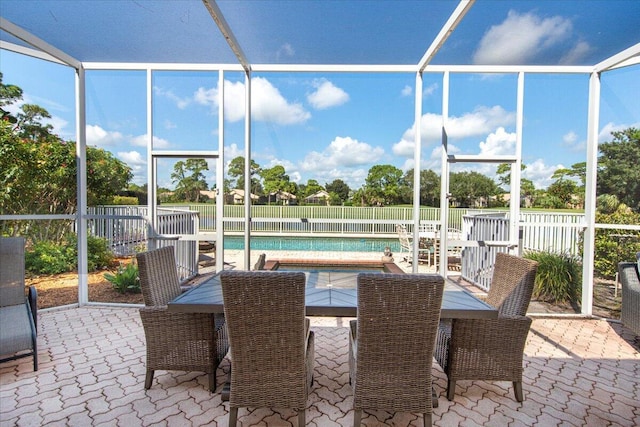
[168,273,498,320]
[168,272,497,401]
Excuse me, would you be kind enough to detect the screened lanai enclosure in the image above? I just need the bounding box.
[1,0,639,314]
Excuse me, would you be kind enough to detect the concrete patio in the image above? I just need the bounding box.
[1,305,639,426]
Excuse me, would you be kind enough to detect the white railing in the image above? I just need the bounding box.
[87,206,199,280]
[460,212,585,290]
[90,205,587,287]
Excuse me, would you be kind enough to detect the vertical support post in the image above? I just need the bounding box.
[76,65,88,306]
[412,72,423,274]
[582,72,601,316]
[243,71,252,270]
[510,72,525,254]
[216,70,225,272]
[146,68,157,250]
[440,71,450,275]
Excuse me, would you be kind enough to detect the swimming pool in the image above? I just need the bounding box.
[223,236,400,253]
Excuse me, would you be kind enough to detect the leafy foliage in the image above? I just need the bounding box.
[25,240,75,275]
[25,235,114,275]
[449,171,500,207]
[524,250,582,304]
[171,159,209,202]
[591,201,640,278]
[104,262,140,294]
[597,128,640,212]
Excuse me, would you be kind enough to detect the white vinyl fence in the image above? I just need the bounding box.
[89,205,586,286]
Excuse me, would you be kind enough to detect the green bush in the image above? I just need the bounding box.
[25,234,114,275]
[111,195,138,205]
[25,240,75,274]
[524,250,582,304]
[591,205,640,279]
[104,262,140,294]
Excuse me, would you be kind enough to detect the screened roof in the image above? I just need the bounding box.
[1,0,639,69]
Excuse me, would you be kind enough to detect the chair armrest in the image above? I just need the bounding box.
[28,286,38,332]
[451,315,532,353]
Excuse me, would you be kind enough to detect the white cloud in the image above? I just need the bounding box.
[300,136,384,171]
[562,130,585,152]
[164,119,177,130]
[560,40,591,65]
[523,158,564,189]
[598,121,640,143]
[423,83,438,97]
[276,43,295,60]
[117,150,146,165]
[307,79,349,110]
[294,136,385,188]
[195,77,311,125]
[86,124,124,147]
[392,106,516,157]
[473,10,574,65]
[153,86,191,109]
[401,85,412,97]
[479,127,516,156]
[224,143,244,162]
[130,134,171,149]
[117,151,146,184]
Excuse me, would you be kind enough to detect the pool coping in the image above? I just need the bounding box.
[264,258,405,274]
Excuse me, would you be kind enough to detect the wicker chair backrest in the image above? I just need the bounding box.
[486,252,538,317]
[220,270,308,408]
[0,237,26,307]
[136,246,182,306]
[354,273,444,413]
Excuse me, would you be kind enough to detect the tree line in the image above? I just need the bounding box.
[2,73,639,219]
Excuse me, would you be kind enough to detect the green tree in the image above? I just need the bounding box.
[325,179,351,204]
[597,127,640,211]
[227,156,262,195]
[261,165,296,203]
[449,171,499,207]
[401,169,440,206]
[547,175,578,207]
[364,164,403,205]
[496,163,536,207]
[0,72,22,123]
[171,159,209,202]
[0,78,133,241]
[301,179,324,199]
[15,104,56,142]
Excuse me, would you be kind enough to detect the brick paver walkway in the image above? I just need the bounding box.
[1,307,639,426]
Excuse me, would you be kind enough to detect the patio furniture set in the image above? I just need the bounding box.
[3,235,639,426]
[139,246,540,426]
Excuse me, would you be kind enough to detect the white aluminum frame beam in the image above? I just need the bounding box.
[0,17,81,69]
[595,42,640,72]
[418,0,475,72]
[202,0,250,72]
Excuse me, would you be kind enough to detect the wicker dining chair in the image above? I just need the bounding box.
[220,270,314,427]
[434,252,538,402]
[0,237,38,371]
[350,273,444,427]
[137,246,229,392]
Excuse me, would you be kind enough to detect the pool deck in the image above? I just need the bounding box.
[1,306,638,426]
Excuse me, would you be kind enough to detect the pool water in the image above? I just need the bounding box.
[223,236,400,253]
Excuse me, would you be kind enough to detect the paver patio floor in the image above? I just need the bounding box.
[1,306,639,426]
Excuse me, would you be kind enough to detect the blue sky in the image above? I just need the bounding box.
[1,5,639,194]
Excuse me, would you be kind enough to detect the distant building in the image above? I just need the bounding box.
[305,190,331,205]
[226,189,259,204]
[268,190,297,205]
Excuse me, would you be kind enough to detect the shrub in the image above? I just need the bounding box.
[25,234,114,275]
[25,240,75,274]
[590,205,640,279]
[524,250,582,304]
[104,262,140,294]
